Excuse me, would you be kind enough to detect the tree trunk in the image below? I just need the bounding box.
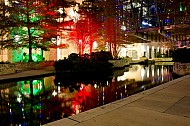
[28,30,33,62]
[26,0,33,62]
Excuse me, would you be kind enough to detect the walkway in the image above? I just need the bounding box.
[44,75,190,126]
[0,66,55,83]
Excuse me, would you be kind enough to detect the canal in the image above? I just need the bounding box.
[0,64,180,125]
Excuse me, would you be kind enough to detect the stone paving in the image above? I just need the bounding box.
[44,75,190,126]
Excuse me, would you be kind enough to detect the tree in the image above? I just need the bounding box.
[67,3,103,55]
[0,0,69,62]
[0,1,16,49]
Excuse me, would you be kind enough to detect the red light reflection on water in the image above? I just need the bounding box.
[72,84,98,114]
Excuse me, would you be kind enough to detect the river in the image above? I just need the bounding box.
[0,64,179,125]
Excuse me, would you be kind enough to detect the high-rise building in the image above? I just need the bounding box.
[114,0,190,46]
[94,0,190,59]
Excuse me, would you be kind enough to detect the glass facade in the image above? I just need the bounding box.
[111,0,190,46]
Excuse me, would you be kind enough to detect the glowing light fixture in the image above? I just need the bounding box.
[52,90,57,96]
[121,25,126,31]
[93,41,98,49]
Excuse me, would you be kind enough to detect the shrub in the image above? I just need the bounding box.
[172,48,190,63]
[54,51,113,76]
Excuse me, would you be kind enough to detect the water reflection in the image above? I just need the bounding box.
[117,65,172,83]
[0,65,174,125]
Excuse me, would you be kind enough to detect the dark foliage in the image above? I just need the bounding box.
[172,48,190,63]
[91,51,113,62]
[0,61,10,64]
[54,51,113,77]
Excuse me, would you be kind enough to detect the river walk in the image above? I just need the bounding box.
[0,66,190,126]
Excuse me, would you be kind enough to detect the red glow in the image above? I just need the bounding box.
[68,11,102,55]
[72,84,98,113]
[50,43,69,49]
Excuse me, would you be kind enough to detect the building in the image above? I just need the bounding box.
[114,0,190,60]
[0,0,190,62]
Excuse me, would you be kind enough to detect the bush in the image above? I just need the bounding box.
[91,51,113,62]
[172,48,190,63]
[54,51,113,76]
[68,53,79,61]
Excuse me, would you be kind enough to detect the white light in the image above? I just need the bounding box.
[5,0,9,5]
[142,21,152,26]
[17,94,22,103]
[157,47,160,52]
[39,81,43,90]
[51,38,57,44]
[80,84,84,90]
[79,39,82,44]
[93,41,98,49]
[58,86,60,93]
[121,25,126,31]
[132,2,141,8]
[161,47,164,53]
[147,46,149,57]
[157,68,159,76]
[52,90,57,96]
[58,8,64,14]
[94,84,97,88]
[57,36,60,60]
[142,21,148,25]
[141,85,144,89]
[14,35,20,42]
[147,69,149,78]
[141,68,145,80]
[68,8,80,22]
[152,68,154,77]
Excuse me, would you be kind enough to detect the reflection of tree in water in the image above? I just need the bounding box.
[54,73,112,91]
[34,74,112,123]
[72,84,98,114]
[0,80,50,125]
[50,74,112,116]
[42,84,99,123]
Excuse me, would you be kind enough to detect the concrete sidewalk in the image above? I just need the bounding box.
[45,75,190,126]
[0,66,55,83]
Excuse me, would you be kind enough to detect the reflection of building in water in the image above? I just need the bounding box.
[117,65,172,82]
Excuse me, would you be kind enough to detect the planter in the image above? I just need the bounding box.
[173,62,190,75]
[108,58,131,68]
